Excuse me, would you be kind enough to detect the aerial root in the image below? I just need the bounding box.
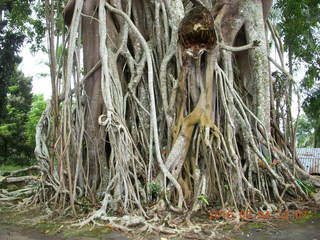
[0,166,40,202]
[74,210,232,239]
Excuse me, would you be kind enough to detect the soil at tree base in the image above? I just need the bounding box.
[0,224,129,240]
[0,202,320,240]
[0,203,129,240]
[1,217,320,240]
[231,210,320,240]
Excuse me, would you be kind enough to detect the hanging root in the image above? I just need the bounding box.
[27,1,320,236]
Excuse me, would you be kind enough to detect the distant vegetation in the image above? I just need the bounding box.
[296,114,315,148]
[0,0,46,166]
[0,80,46,165]
[275,0,320,148]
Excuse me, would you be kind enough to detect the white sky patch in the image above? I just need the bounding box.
[18,45,51,100]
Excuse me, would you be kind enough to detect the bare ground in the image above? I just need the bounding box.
[0,202,319,240]
[0,203,129,240]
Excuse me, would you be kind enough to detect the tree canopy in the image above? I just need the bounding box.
[303,87,320,147]
[275,0,320,147]
[0,71,33,165]
[296,114,315,148]
[0,8,24,119]
[25,94,47,147]
[0,0,46,166]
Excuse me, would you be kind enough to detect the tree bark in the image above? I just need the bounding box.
[81,0,104,191]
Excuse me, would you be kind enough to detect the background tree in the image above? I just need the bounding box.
[274,0,320,148]
[0,0,45,117]
[25,94,47,148]
[0,0,45,166]
[0,71,33,165]
[275,0,320,74]
[303,88,320,147]
[0,3,25,119]
[295,114,315,148]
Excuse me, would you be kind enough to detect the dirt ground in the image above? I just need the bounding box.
[1,217,320,240]
[0,203,129,240]
[232,215,320,240]
[0,223,130,240]
[0,224,127,240]
[0,203,319,240]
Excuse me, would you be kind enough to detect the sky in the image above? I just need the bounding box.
[18,46,51,100]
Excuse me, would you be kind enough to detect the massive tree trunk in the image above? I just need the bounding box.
[35,0,319,226]
[81,0,104,191]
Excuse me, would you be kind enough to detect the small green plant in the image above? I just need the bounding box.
[197,194,209,206]
[296,180,316,194]
[149,182,162,201]
[265,156,272,164]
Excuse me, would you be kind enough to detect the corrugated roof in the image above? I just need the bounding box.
[297,148,320,175]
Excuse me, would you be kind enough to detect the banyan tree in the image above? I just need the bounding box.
[35,0,320,231]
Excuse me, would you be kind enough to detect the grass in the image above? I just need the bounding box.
[0,203,113,239]
[63,225,112,239]
[292,210,320,224]
[241,222,264,230]
[0,164,29,175]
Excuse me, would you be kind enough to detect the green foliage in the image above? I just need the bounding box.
[0,164,28,176]
[0,0,45,120]
[1,0,46,51]
[0,0,48,166]
[274,0,320,148]
[149,182,162,195]
[302,87,320,147]
[25,94,46,146]
[0,25,24,120]
[296,114,315,148]
[275,0,320,68]
[0,124,14,137]
[149,182,162,201]
[0,71,33,166]
[296,180,316,194]
[197,194,209,206]
[303,88,320,121]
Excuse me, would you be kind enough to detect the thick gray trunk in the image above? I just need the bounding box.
[243,0,271,131]
[82,0,105,190]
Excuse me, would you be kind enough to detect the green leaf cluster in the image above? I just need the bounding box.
[275,0,320,70]
[0,0,46,122]
[25,94,46,147]
[1,0,46,51]
[296,114,315,148]
[0,71,33,165]
[296,180,316,194]
[197,194,209,206]
[0,0,48,166]
[274,0,320,147]
[273,0,320,87]
[302,88,320,147]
